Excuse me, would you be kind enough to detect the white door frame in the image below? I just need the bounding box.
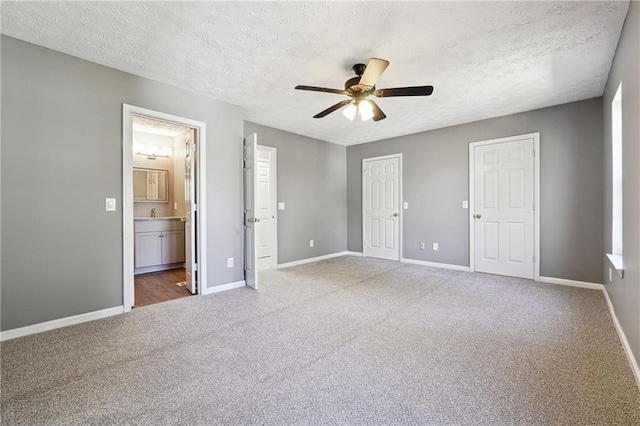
[122,104,208,311]
[362,153,403,260]
[257,145,278,268]
[468,132,540,281]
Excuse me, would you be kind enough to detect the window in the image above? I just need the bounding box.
[608,83,623,278]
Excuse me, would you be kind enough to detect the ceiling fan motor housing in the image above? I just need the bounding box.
[345,63,375,97]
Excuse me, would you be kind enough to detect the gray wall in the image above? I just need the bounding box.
[602,1,640,366]
[1,36,245,331]
[347,98,604,283]
[244,122,347,264]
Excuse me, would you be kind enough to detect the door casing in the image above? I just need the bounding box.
[362,153,403,261]
[468,132,540,280]
[122,104,208,311]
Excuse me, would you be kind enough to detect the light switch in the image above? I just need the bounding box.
[462,200,469,209]
[403,202,409,209]
[105,198,116,211]
[278,202,285,210]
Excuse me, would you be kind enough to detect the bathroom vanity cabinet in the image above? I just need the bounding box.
[134,218,185,274]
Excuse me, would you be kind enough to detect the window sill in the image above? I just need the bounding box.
[606,253,624,278]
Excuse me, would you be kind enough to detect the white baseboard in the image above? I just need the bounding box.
[0,306,124,342]
[345,251,363,257]
[538,276,604,290]
[202,280,246,295]
[401,258,470,272]
[602,288,640,391]
[277,251,351,269]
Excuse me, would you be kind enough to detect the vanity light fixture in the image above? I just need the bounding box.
[134,144,172,160]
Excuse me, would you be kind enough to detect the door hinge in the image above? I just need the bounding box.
[193,203,197,212]
[532,202,535,211]
[532,255,535,263]
[193,263,198,272]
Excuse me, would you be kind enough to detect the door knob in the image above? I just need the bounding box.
[474,214,482,219]
[393,213,398,217]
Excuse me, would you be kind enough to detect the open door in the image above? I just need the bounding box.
[244,133,258,289]
[184,129,197,294]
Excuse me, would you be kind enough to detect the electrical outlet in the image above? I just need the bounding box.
[419,242,425,250]
[227,258,234,268]
[404,201,409,209]
[462,200,468,209]
[310,240,314,247]
[609,268,613,282]
[432,243,439,251]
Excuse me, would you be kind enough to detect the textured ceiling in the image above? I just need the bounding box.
[133,116,189,137]
[1,1,629,146]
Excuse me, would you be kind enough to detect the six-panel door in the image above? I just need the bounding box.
[473,138,534,279]
[363,156,400,261]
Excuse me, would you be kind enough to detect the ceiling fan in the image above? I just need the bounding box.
[295,58,433,122]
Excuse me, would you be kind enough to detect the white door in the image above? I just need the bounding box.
[472,136,535,279]
[256,148,275,262]
[184,130,197,294]
[363,155,401,261]
[244,134,259,289]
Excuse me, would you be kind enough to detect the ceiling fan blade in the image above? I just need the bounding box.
[295,85,349,96]
[313,100,353,118]
[369,100,386,122]
[359,58,390,88]
[374,86,434,97]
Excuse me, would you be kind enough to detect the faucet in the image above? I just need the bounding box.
[151,208,157,218]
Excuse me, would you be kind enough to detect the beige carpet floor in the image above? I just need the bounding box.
[1,256,639,425]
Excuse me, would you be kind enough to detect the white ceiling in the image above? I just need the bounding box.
[133,116,190,138]
[1,1,629,146]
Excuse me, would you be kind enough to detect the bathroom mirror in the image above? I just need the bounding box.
[133,168,168,202]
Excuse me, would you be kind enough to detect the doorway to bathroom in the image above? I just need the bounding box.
[122,105,208,311]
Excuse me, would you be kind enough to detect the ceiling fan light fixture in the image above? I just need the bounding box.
[343,103,357,120]
[359,100,374,121]
[295,57,433,122]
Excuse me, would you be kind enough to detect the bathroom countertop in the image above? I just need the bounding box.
[134,216,186,221]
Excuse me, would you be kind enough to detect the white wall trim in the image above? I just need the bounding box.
[469,132,540,280]
[0,306,124,342]
[538,276,605,290]
[202,280,246,295]
[277,252,352,269]
[401,258,470,271]
[602,288,640,391]
[345,251,363,257]
[122,104,208,311]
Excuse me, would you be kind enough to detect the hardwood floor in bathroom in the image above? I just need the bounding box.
[134,268,193,308]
